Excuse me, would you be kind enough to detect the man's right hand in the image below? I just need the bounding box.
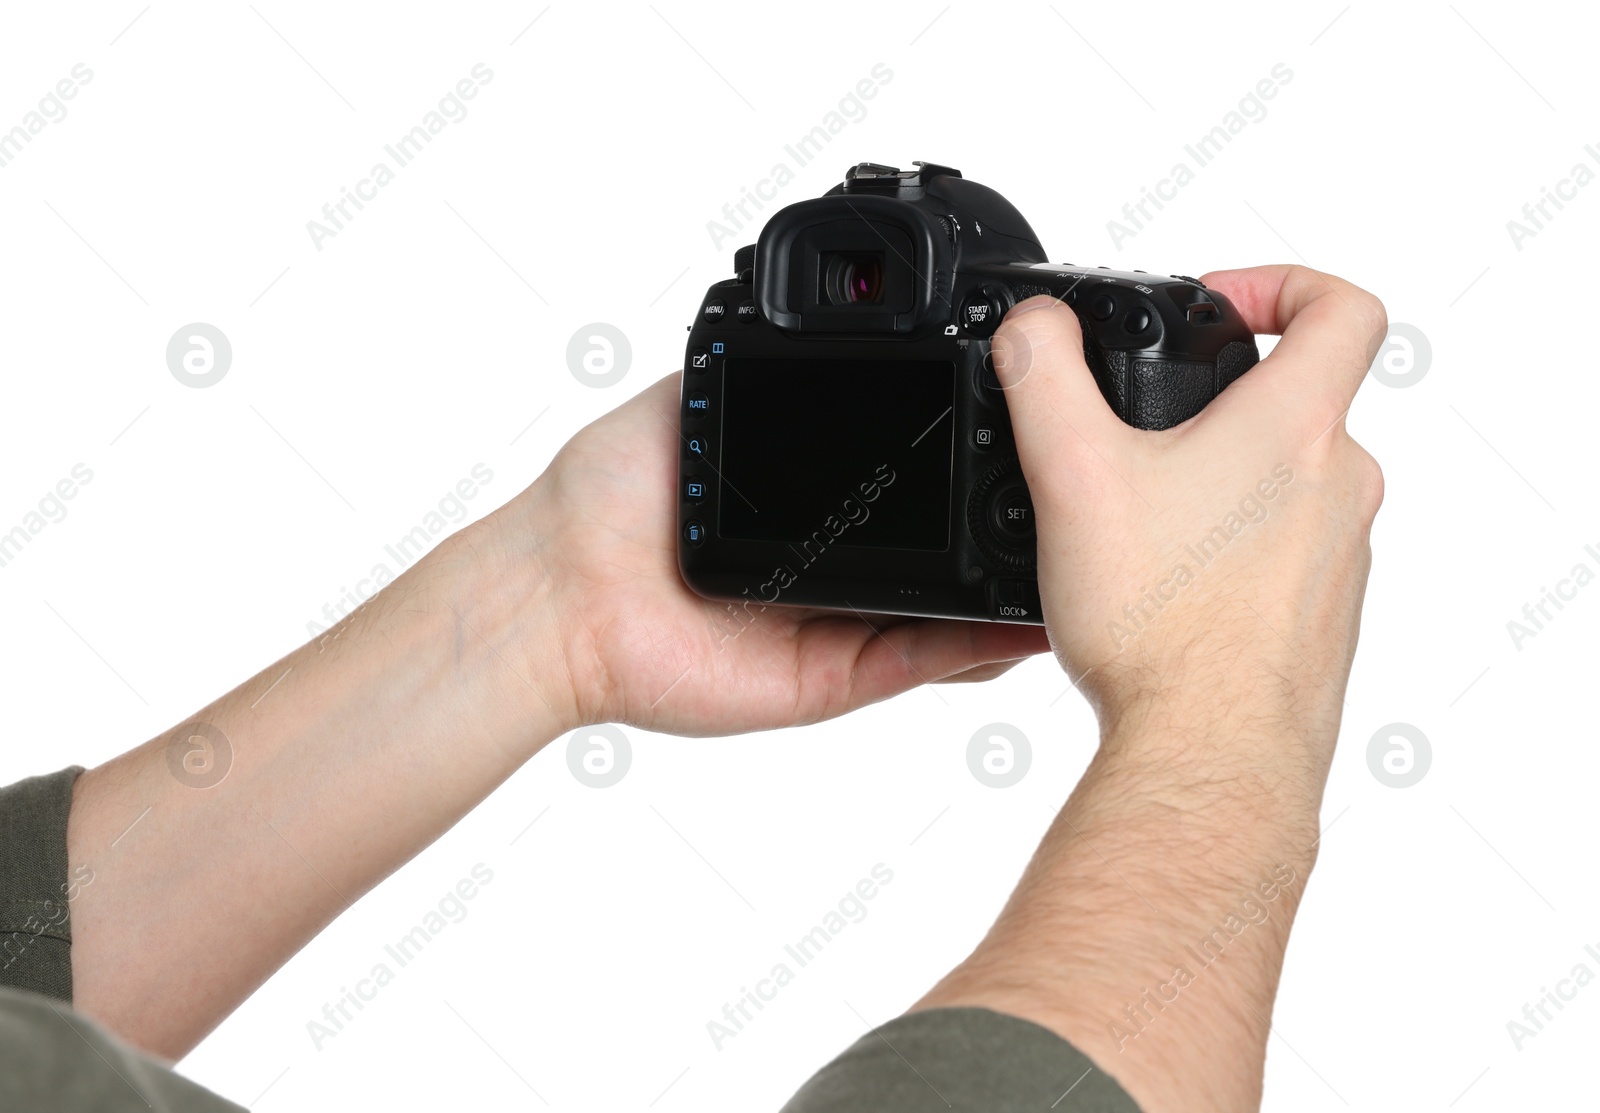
[910,266,1387,1113]
[991,265,1387,824]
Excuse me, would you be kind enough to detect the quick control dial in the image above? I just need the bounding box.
[967,456,1037,572]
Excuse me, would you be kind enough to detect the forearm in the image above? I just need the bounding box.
[907,266,1380,1112]
[914,713,1329,1113]
[52,365,1049,1062]
[64,513,575,1059]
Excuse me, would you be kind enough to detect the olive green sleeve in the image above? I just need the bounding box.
[0,767,84,1002]
[781,1007,1143,1113]
[0,986,247,1112]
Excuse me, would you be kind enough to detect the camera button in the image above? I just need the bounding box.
[973,426,996,451]
[702,299,727,323]
[1090,294,1116,321]
[734,300,758,325]
[959,289,1005,337]
[968,458,1036,572]
[988,578,1041,621]
[685,433,711,461]
[683,476,706,504]
[689,347,711,372]
[990,482,1035,541]
[1124,308,1152,333]
[686,392,710,414]
[683,519,708,547]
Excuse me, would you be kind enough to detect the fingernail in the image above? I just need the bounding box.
[990,338,1010,374]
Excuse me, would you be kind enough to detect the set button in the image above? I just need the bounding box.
[966,457,1036,572]
[989,481,1035,541]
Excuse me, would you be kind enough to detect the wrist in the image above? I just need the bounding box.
[1085,717,1329,873]
[423,501,586,744]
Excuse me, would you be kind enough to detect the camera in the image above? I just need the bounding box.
[677,162,1259,625]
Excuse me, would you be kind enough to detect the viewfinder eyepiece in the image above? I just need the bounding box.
[822,252,886,305]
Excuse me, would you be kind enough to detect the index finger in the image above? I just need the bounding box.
[1200,264,1388,418]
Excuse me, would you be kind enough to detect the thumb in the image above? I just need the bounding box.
[990,296,1127,491]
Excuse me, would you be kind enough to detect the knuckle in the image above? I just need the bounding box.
[1291,266,1390,355]
[1282,262,1316,288]
[1347,441,1385,521]
[1350,288,1389,353]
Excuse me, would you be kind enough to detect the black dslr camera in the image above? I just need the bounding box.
[677,162,1259,625]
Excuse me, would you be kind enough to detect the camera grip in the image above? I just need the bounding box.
[1083,339,1260,431]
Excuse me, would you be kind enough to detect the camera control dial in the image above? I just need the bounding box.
[967,456,1037,572]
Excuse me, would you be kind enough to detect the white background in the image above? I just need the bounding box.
[0,2,1595,1109]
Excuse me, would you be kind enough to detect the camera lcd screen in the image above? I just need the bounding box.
[718,358,954,551]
